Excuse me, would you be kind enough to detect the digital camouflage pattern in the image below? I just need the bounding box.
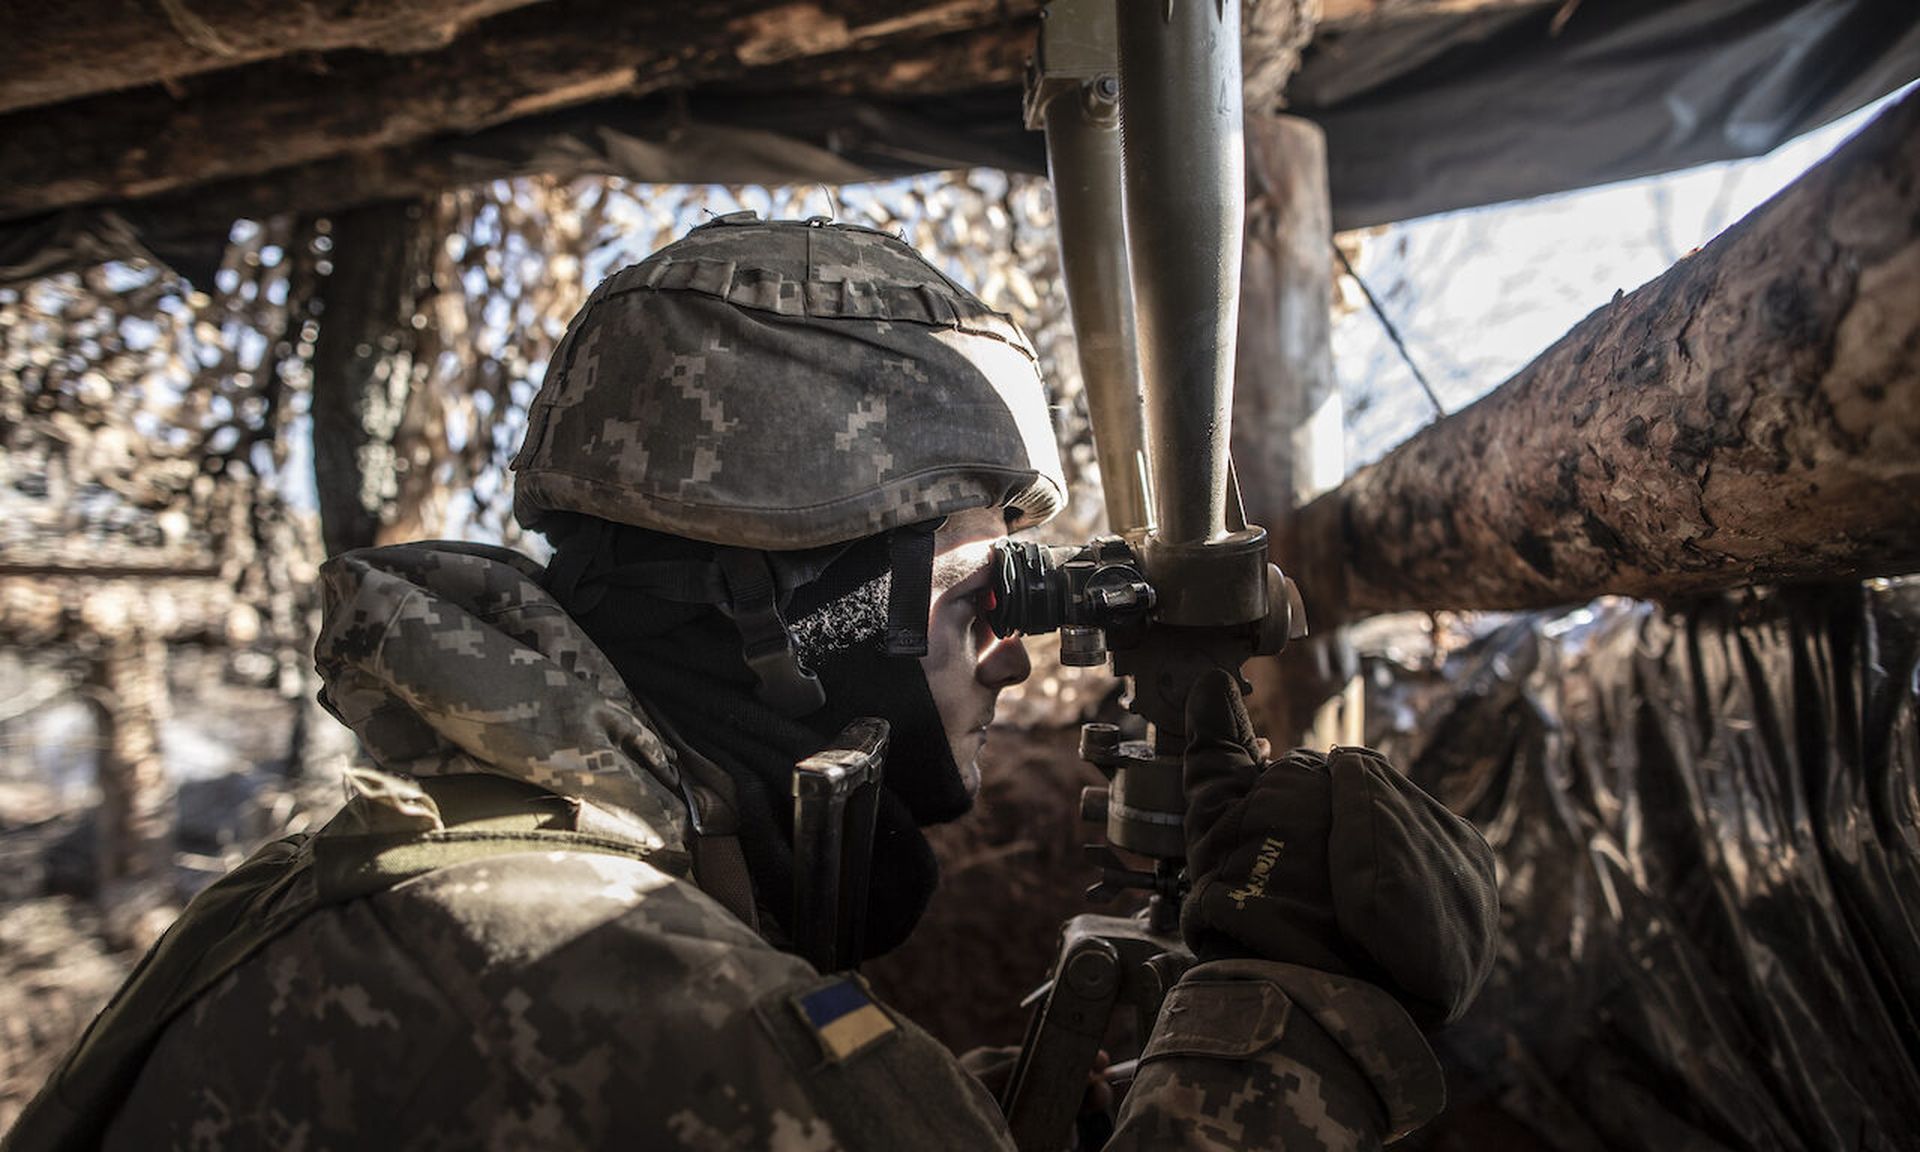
[6,543,1447,1151]
[312,541,694,845]
[510,214,1067,550]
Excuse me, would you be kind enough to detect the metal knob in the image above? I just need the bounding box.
[1079,722,1122,767]
[1079,786,1109,826]
[1059,624,1107,666]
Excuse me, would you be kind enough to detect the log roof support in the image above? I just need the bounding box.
[1293,89,1920,616]
[0,0,1040,223]
[0,0,552,115]
[1232,113,1354,746]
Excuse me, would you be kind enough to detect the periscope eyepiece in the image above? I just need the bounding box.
[983,537,1157,666]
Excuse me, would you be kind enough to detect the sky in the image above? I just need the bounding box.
[1331,80,1919,475]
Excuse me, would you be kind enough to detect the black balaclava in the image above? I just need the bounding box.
[543,515,968,959]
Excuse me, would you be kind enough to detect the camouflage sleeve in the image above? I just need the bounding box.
[1106,959,1447,1152]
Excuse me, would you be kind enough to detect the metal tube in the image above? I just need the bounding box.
[791,781,846,972]
[837,775,882,964]
[791,718,889,972]
[1117,0,1245,546]
[1042,84,1151,538]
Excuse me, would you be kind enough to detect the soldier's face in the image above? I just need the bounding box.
[921,508,1032,794]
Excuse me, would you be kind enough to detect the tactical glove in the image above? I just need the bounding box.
[1180,668,1499,1027]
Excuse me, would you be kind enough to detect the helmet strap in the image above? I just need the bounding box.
[882,522,937,657]
[543,516,610,615]
[717,547,827,717]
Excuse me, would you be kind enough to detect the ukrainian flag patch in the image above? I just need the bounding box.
[793,976,896,1062]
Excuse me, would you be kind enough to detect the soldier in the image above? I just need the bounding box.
[7,215,1498,1151]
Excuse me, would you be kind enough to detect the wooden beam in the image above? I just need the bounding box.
[0,0,550,115]
[309,199,441,557]
[1242,0,1319,113]
[1233,112,1350,747]
[0,0,1384,121]
[85,625,173,894]
[0,0,1507,224]
[1297,91,1920,614]
[1318,0,1547,27]
[0,0,1038,223]
[1234,114,1340,544]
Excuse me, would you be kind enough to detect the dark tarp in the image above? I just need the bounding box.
[4,0,1916,288]
[1304,0,1920,230]
[1374,581,1920,1151]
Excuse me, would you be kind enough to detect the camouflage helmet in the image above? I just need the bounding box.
[510,213,1066,549]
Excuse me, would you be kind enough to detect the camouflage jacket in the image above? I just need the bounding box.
[13,543,1445,1151]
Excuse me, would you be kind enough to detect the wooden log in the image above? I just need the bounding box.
[0,0,1408,224]
[310,199,441,557]
[1234,114,1341,545]
[1232,113,1352,746]
[0,0,1039,222]
[1318,0,1546,24]
[0,0,549,115]
[1300,90,1920,614]
[0,0,1459,122]
[84,624,173,890]
[0,0,1443,121]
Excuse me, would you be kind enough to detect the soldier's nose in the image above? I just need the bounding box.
[977,634,1031,691]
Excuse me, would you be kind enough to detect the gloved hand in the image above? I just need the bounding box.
[1180,668,1499,1027]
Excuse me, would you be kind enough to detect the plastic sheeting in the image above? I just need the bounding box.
[1378,582,1920,1151]
[1305,0,1920,230]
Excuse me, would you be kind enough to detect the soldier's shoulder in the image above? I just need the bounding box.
[110,847,838,1150]
[370,849,871,1147]
[380,846,791,984]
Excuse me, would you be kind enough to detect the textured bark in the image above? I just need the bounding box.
[0,0,1470,224]
[725,22,1032,98]
[0,0,1040,222]
[309,199,440,557]
[0,0,1440,121]
[1304,90,1920,614]
[86,627,173,890]
[1241,0,1318,113]
[1232,113,1348,746]
[1234,114,1340,543]
[1318,0,1546,25]
[0,0,548,115]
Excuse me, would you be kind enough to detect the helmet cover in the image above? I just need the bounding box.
[511,214,1066,549]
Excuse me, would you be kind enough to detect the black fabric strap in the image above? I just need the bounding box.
[590,561,730,605]
[543,517,608,614]
[884,525,936,657]
[718,548,826,717]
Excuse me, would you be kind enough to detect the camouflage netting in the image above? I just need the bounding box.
[9,163,1913,1152]
[0,169,1116,1132]
[0,170,1115,713]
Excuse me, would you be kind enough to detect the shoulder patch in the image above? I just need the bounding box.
[792,976,896,1063]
